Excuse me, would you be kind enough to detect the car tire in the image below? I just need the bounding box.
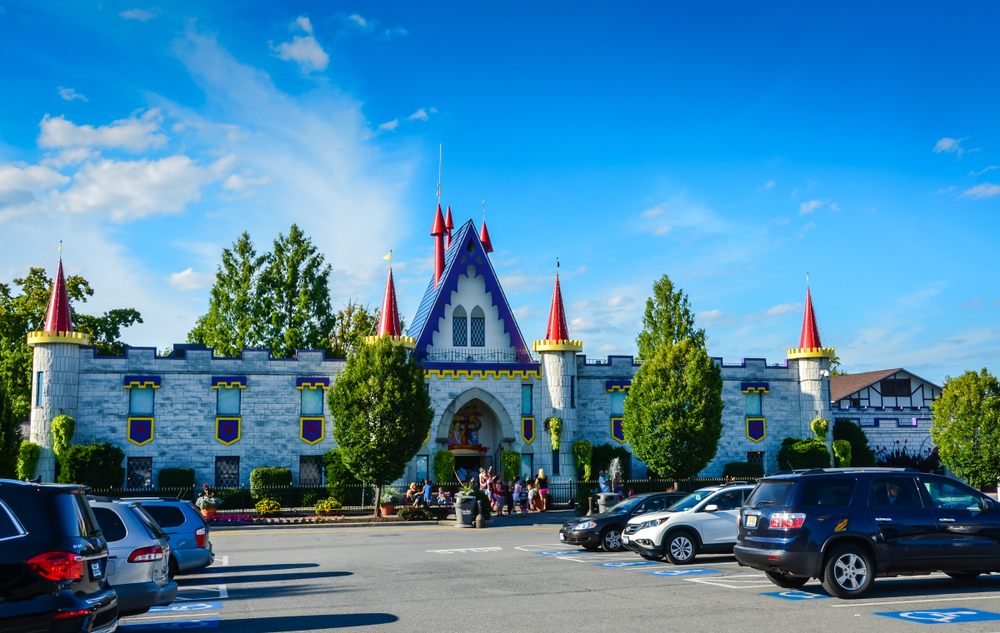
[168,555,180,578]
[821,545,874,599]
[664,531,698,565]
[765,571,810,589]
[945,571,982,580]
[601,526,624,552]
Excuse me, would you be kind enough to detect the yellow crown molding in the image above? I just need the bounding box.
[364,334,416,349]
[787,347,836,360]
[27,331,91,347]
[426,367,543,380]
[532,339,583,352]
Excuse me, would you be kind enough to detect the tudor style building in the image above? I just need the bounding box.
[26,204,847,488]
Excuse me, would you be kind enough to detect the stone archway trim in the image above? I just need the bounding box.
[436,387,516,444]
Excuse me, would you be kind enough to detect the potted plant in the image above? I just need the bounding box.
[454,479,478,528]
[195,485,223,518]
[379,487,400,516]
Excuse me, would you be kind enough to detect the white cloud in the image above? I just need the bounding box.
[829,202,841,211]
[38,109,168,152]
[697,309,738,328]
[641,204,665,219]
[383,27,409,39]
[959,182,1000,199]
[54,154,231,222]
[348,14,367,29]
[799,199,825,214]
[271,17,329,72]
[58,87,88,102]
[936,186,957,195]
[407,108,429,121]
[0,164,69,207]
[378,119,399,131]
[970,165,999,177]
[957,298,983,309]
[653,225,672,236]
[759,180,775,191]
[797,222,815,238]
[120,8,161,21]
[166,268,215,291]
[763,303,798,316]
[40,148,95,169]
[222,173,270,191]
[934,136,968,157]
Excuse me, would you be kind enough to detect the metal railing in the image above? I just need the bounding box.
[413,347,537,364]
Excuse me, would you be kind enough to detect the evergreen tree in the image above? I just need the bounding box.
[635,274,706,360]
[264,225,336,358]
[188,232,270,357]
[931,368,1000,490]
[330,336,434,517]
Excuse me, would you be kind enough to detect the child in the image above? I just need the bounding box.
[526,483,538,513]
[436,487,448,505]
[519,480,530,514]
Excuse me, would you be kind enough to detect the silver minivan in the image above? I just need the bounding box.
[89,497,178,616]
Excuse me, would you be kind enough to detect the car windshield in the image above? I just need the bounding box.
[608,496,645,514]
[667,490,716,512]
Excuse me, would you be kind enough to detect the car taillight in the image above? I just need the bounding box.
[128,546,164,563]
[196,527,207,548]
[54,609,92,620]
[769,513,806,529]
[25,552,85,581]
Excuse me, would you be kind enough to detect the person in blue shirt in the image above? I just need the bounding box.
[598,470,610,493]
[423,479,432,505]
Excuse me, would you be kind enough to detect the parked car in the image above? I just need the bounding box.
[88,497,178,616]
[735,467,1000,598]
[0,479,119,633]
[124,498,214,577]
[622,483,756,563]
[560,492,688,552]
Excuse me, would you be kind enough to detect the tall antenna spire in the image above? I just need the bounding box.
[436,143,442,206]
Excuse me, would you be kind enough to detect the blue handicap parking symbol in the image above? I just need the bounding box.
[535,550,586,556]
[120,618,220,631]
[148,602,222,613]
[761,590,830,601]
[875,609,1000,624]
[596,561,661,568]
[644,568,722,577]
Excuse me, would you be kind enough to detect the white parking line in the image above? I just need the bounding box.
[427,547,503,554]
[685,574,772,589]
[173,584,229,601]
[830,594,1000,608]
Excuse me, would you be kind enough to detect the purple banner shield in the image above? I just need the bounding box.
[300,417,324,444]
[747,417,766,443]
[216,417,240,445]
[128,417,153,446]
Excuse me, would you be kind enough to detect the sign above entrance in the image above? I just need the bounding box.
[448,404,489,454]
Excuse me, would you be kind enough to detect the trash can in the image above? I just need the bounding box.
[454,495,477,528]
[597,493,619,514]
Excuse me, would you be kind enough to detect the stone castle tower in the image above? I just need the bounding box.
[786,285,836,438]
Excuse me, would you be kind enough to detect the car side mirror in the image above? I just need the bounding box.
[703,504,719,513]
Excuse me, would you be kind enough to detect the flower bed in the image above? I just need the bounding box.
[207,514,410,526]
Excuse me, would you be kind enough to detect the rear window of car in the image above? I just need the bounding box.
[49,492,102,538]
[143,505,186,529]
[746,481,794,508]
[799,478,856,507]
[0,501,26,540]
[92,507,128,542]
[131,506,167,540]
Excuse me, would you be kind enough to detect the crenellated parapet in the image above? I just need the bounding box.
[27,330,90,346]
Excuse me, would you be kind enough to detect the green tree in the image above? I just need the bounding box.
[931,369,1000,490]
[265,225,336,358]
[776,437,831,470]
[187,232,270,357]
[829,354,849,376]
[330,336,434,517]
[329,300,379,358]
[324,449,363,505]
[635,274,706,360]
[0,381,21,479]
[622,338,724,479]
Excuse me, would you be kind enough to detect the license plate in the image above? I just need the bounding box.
[746,515,758,528]
[622,535,630,544]
[559,533,566,541]
[90,562,103,579]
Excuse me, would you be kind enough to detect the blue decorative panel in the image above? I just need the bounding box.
[611,417,625,442]
[296,377,331,389]
[128,417,154,446]
[522,417,535,443]
[741,382,770,394]
[215,417,240,445]
[300,417,324,444]
[746,417,766,443]
[212,376,247,388]
[124,375,160,388]
[606,380,631,393]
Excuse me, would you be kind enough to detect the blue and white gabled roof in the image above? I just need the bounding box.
[407,220,531,358]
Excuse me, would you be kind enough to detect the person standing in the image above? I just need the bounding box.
[512,477,523,516]
[423,479,432,506]
[598,470,610,493]
[535,469,549,511]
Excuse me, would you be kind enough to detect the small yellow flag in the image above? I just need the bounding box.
[383,252,392,262]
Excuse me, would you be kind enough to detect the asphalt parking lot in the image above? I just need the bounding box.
[116,513,1000,632]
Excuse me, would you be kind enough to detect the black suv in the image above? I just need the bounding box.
[0,479,118,633]
[735,467,1000,598]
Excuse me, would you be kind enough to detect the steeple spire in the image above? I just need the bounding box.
[787,281,834,360]
[479,200,493,253]
[445,205,454,249]
[532,263,583,352]
[364,260,415,349]
[431,203,446,288]
[44,256,74,334]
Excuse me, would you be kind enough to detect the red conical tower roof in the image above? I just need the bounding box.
[430,204,446,236]
[44,258,74,334]
[445,205,454,249]
[377,268,402,338]
[545,274,570,341]
[479,220,493,253]
[799,287,822,349]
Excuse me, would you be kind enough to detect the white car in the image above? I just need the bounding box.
[622,484,755,564]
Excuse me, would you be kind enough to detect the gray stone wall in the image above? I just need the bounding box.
[29,342,82,482]
[832,407,935,462]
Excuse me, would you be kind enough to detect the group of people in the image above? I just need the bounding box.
[476,466,550,516]
[597,470,624,496]
[405,479,449,508]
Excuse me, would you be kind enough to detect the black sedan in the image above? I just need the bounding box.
[560,492,688,552]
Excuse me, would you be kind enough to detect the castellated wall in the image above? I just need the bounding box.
[73,347,344,488]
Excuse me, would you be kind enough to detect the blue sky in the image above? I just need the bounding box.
[1,2,998,383]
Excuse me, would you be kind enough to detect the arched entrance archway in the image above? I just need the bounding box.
[436,388,515,482]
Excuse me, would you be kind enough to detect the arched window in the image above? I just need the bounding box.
[452,306,467,347]
[470,306,485,347]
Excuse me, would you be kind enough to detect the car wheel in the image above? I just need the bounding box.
[168,555,179,578]
[765,571,810,589]
[664,531,698,564]
[601,527,624,552]
[945,571,982,580]
[821,545,874,599]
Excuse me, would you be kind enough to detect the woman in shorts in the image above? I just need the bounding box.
[535,469,549,511]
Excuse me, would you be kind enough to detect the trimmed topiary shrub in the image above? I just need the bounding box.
[722,462,764,480]
[833,419,876,467]
[17,442,40,480]
[58,442,125,489]
[501,450,521,480]
[573,440,593,481]
[433,450,455,484]
[158,468,195,489]
[832,440,852,467]
[324,449,362,505]
[810,418,829,440]
[776,437,831,471]
[51,415,75,461]
[250,467,292,501]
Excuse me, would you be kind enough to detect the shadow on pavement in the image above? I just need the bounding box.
[234,584,357,601]
[859,574,1000,599]
[199,563,320,574]
[195,571,353,584]
[219,613,397,631]
[489,509,576,526]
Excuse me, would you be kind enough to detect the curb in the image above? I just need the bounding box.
[208,515,553,531]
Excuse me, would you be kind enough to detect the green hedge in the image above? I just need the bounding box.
[324,449,363,505]
[776,437,831,471]
[833,419,876,467]
[722,462,764,479]
[398,507,449,521]
[433,450,455,484]
[17,442,40,480]
[58,442,125,489]
[158,468,195,489]
[249,467,293,500]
